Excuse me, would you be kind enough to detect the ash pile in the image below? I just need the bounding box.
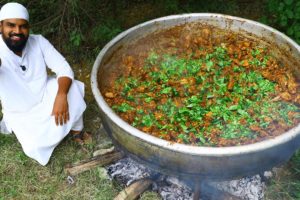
[107,157,267,200]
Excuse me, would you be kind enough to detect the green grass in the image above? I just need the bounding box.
[0,130,161,200]
[0,133,120,200]
[265,151,300,200]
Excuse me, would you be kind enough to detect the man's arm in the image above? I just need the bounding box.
[51,76,72,126]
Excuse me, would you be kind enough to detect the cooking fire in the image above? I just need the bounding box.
[107,157,266,200]
[65,125,269,200]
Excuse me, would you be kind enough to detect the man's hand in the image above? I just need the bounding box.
[52,77,72,126]
[52,93,69,126]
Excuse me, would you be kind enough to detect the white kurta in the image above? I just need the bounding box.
[0,34,86,165]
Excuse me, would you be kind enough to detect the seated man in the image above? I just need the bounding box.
[0,2,89,165]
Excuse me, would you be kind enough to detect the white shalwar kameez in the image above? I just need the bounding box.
[0,34,86,165]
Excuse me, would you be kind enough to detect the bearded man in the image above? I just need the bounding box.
[0,2,89,165]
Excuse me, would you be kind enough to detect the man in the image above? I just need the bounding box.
[0,2,89,165]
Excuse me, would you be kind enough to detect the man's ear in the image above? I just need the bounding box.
[0,21,2,34]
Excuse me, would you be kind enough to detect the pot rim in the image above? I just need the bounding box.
[91,13,300,156]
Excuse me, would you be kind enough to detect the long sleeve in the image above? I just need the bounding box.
[37,35,74,80]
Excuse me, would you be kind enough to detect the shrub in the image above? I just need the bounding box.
[263,0,300,44]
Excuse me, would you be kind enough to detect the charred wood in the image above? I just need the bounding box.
[114,178,153,200]
[65,150,124,176]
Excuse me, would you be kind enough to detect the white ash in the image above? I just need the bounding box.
[107,157,266,200]
[263,171,273,179]
[153,175,193,200]
[210,175,265,200]
[106,157,154,186]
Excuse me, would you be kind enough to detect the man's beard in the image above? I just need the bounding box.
[3,33,28,53]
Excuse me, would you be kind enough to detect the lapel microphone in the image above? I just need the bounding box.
[20,65,26,71]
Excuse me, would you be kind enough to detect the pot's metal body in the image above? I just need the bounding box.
[91,14,300,180]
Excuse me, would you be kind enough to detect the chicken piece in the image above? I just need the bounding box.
[122,56,134,75]
[188,77,196,85]
[286,74,297,94]
[242,60,249,67]
[104,92,115,98]
[136,86,145,92]
[280,92,292,101]
[194,36,205,46]
[123,56,134,67]
[264,117,272,122]
[250,125,261,132]
[154,112,164,120]
[193,49,202,59]
[277,75,288,89]
[174,97,183,107]
[258,130,269,137]
[189,132,197,143]
[188,85,197,94]
[180,78,189,85]
[164,134,171,141]
[232,59,240,65]
[183,34,191,49]
[176,138,183,143]
[145,92,154,97]
[295,94,300,104]
[227,76,235,91]
[201,28,211,39]
[227,45,236,55]
[239,118,247,125]
[243,41,251,48]
[141,126,152,133]
[204,111,213,121]
[288,80,297,94]
[168,41,176,47]
[148,100,157,109]
[261,70,273,80]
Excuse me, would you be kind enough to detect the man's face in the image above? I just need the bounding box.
[0,19,29,53]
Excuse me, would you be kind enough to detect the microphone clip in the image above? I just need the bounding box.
[20,65,26,71]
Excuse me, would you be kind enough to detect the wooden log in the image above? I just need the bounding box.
[93,146,115,157]
[114,178,153,200]
[65,150,124,176]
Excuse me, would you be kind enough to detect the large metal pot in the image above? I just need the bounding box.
[91,14,300,180]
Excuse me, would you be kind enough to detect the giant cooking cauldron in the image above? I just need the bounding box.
[91,14,300,180]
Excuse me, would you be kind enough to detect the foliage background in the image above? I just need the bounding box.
[0,0,299,57]
[0,0,300,199]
